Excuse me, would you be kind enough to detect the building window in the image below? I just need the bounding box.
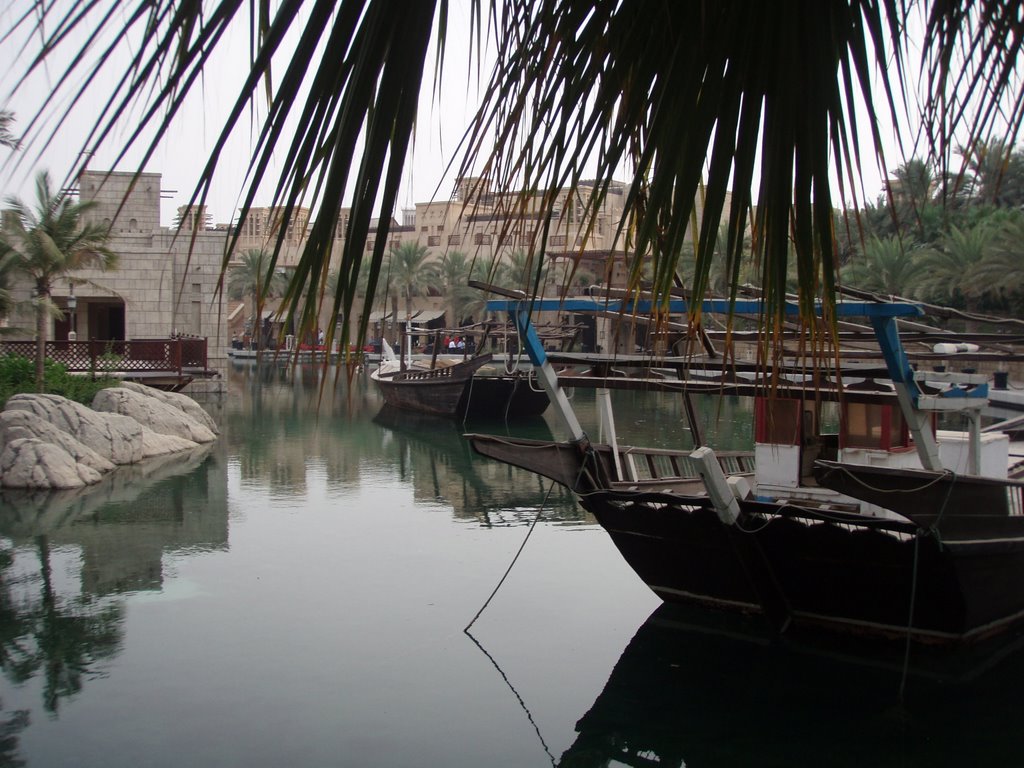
[366,239,375,251]
[448,234,462,245]
[427,236,441,246]
[474,233,492,245]
[421,226,428,232]
[550,235,567,246]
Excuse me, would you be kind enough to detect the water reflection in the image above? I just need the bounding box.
[372,407,581,525]
[7,363,997,767]
[224,362,583,523]
[0,442,228,763]
[560,603,1024,767]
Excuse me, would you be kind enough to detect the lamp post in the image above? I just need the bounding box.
[67,282,77,342]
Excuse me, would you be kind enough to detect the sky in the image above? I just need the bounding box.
[0,2,915,230]
[0,1,492,226]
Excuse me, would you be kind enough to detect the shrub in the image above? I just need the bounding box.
[0,353,118,407]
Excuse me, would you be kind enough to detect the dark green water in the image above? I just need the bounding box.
[1,363,1023,767]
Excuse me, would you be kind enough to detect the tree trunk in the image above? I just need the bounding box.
[35,282,48,392]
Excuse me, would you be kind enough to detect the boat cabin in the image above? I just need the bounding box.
[754,393,1009,498]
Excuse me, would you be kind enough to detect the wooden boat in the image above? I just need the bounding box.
[372,353,550,419]
[371,336,550,419]
[468,294,1024,645]
[372,353,495,417]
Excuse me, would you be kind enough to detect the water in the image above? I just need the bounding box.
[1,365,1024,767]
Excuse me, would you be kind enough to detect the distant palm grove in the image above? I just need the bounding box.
[837,142,1024,319]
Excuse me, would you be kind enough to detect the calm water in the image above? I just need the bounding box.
[2,364,1024,767]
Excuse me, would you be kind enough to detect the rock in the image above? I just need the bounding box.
[92,388,217,444]
[140,426,200,458]
[0,410,116,473]
[0,437,103,489]
[117,381,219,435]
[4,393,145,465]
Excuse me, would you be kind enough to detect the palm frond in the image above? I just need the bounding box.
[9,0,1024,356]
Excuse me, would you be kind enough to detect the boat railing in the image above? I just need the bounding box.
[615,446,755,483]
[1009,486,1024,516]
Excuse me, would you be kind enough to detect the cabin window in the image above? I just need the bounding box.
[755,397,801,445]
[841,402,910,450]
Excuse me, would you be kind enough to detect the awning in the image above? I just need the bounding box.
[367,310,392,322]
[412,309,446,323]
[260,309,281,321]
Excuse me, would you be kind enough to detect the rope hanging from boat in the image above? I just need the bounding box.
[831,464,955,494]
[464,479,559,632]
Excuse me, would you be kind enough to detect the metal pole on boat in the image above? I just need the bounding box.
[470,282,588,444]
[870,315,943,471]
[512,305,587,443]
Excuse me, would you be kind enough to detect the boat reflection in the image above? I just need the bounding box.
[372,406,583,525]
[560,602,1024,767]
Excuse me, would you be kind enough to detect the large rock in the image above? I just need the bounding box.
[140,426,200,458]
[116,382,219,435]
[4,393,145,465]
[0,410,116,473]
[0,437,103,489]
[92,387,217,444]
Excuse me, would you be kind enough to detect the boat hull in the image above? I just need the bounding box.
[460,374,550,419]
[468,434,1024,644]
[373,356,550,419]
[584,492,1024,642]
[372,355,494,417]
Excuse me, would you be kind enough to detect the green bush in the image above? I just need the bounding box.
[0,353,118,407]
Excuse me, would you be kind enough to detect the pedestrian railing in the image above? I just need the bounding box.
[0,337,208,376]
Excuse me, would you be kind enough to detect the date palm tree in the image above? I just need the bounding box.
[11,2,1024,353]
[0,171,117,390]
[439,251,485,326]
[843,236,925,298]
[384,242,440,330]
[914,222,999,314]
[0,111,19,150]
[228,248,288,330]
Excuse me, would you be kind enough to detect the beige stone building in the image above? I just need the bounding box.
[231,175,642,348]
[6,170,230,371]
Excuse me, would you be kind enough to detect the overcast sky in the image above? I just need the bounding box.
[0,1,494,227]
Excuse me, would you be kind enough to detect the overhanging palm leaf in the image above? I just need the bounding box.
[9,1,1024,358]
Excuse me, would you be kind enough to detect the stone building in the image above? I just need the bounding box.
[6,169,230,372]
[230,175,648,349]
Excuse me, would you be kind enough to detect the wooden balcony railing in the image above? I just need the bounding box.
[0,337,208,377]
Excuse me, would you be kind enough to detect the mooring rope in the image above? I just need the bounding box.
[464,478,559,632]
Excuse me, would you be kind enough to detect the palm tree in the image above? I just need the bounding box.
[960,140,1024,209]
[384,242,440,329]
[914,223,998,310]
[0,250,17,321]
[843,236,925,298]
[0,171,117,390]
[969,212,1024,294]
[12,2,1024,348]
[0,111,19,150]
[228,248,287,319]
[439,251,485,326]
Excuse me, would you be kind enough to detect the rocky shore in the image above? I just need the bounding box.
[0,382,219,489]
